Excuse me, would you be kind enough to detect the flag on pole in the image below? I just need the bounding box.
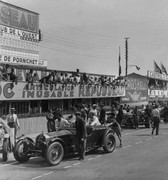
[161,63,168,75]
[119,47,121,77]
[154,60,162,74]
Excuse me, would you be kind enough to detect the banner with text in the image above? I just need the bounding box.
[0,1,39,33]
[0,54,47,67]
[0,82,125,101]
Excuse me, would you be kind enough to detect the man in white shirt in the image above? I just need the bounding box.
[55,115,71,130]
[6,108,20,149]
[87,111,101,126]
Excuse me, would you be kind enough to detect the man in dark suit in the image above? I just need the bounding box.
[74,111,87,160]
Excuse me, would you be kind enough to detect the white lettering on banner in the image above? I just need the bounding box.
[148,89,168,97]
[0,82,125,100]
[147,70,168,81]
[0,25,39,42]
[0,54,47,67]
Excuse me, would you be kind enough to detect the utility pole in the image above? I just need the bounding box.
[125,37,129,76]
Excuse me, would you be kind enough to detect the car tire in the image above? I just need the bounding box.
[13,140,30,162]
[103,132,116,153]
[46,141,64,166]
[2,138,9,161]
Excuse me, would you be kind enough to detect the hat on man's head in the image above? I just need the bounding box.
[106,112,115,117]
[0,123,3,127]
[11,107,15,110]
[92,104,97,107]
[74,111,81,116]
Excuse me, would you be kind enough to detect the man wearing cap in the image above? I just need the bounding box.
[6,108,20,149]
[74,111,87,160]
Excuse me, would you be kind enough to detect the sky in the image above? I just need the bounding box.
[2,0,168,77]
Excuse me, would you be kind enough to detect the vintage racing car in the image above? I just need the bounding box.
[13,125,116,166]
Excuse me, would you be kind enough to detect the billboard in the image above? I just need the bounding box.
[0,82,125,101]
[121,74,148,104]
[0,1,42,68]
[0,1,39,33]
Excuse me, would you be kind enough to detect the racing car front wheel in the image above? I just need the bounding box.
[103,133,116,153]
[13,140,30,162]
[46,141,64,166]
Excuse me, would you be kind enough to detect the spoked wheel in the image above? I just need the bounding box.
[103,133,116,153]
[46,142,64,166]
[13,140,30,162]
[2,139,9,161]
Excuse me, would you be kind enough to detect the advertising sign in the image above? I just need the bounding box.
[121,74,148,104]
[148,89,168,98]
[0,1,39,33]
[0,25,39,42]
[0,82,125,101]
[0,54,47,67]
[147,70,168,81]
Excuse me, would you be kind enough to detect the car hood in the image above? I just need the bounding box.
[43,128,76,139]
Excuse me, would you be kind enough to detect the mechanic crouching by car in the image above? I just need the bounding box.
[74,111,87,160]
[106,112,122,147]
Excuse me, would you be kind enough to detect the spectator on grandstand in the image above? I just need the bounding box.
[26,69,34,89]
[1,64,10,81]
[39,71,54,88]
[33,72,39,82]
[8,67,18,89]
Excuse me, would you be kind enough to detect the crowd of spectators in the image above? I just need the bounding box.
[148,79,167,90]
[0,65,126,90]
[0,64,18,89]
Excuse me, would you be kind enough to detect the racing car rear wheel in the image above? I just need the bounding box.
[46,141,64,166]
[103,132,116,153]
[2,139,9,161]
[13,140,30,162]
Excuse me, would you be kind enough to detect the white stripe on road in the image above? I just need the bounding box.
[64,165,72,169]
[88,158,94,161]
[0,162,17,168]
[145,138,152,141]
[95,155,101,158]
[73,162,81,166]
[135,141,143,144]
[43,172,53,176]
[32,175,43,180]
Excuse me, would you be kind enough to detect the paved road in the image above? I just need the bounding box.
[0,123,168,180]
